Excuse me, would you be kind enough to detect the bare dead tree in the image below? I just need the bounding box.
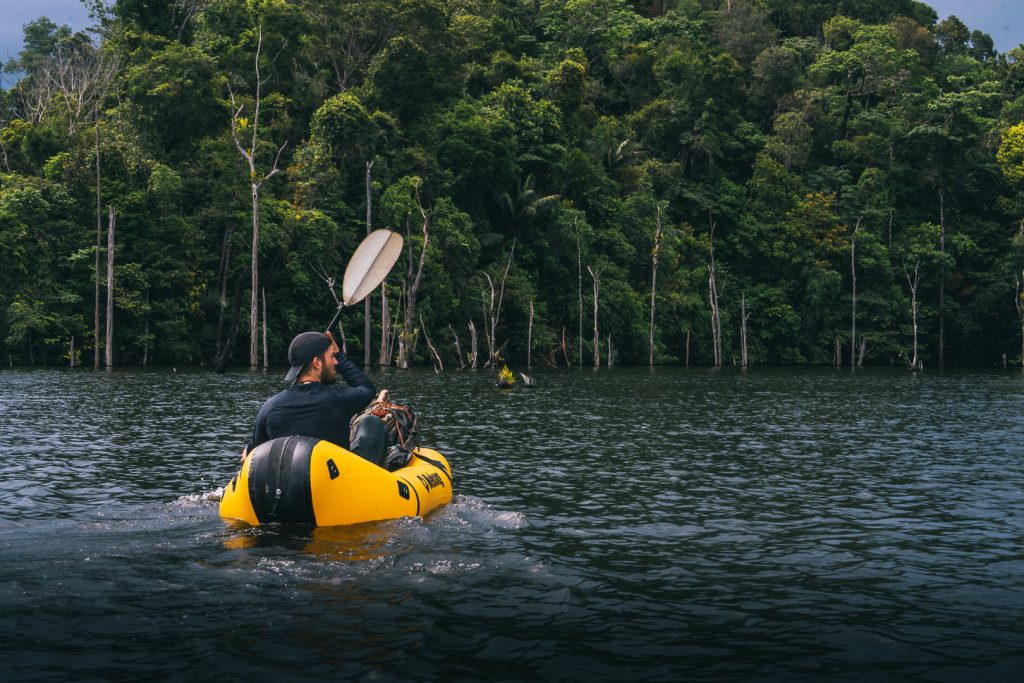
[398,181,430,369]
[171,0,212,41]
[228,25,289,369]
[7,33,117,135]
[707,215,723,368]
[142,291,151,366]
[368,162,390,367]
[312,260,348,354]
[850,216,861,369]
[104,205,115,367]
[420,314,443,371]
[482,282,495,364]
[607,333,613,367]
[449,325,465,369]
[385,290,400,362]
[365,160,374,366]
[468,320,478,368]
[1015,257,1024,369]
[575,218,584,366]
[740,292,750,368]
[527,300,534,368]
[938,187,946,369]
[904,260,923,371]
[46,43,117,135]
[215,271,248,373]
[834,334,841,368]
[94,110,102,368]
[261,287,268,369]
[649,203,663,366]
[587,265,601,367]
[483,238,517,367]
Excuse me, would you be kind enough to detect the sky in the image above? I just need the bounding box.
[0,0,1023,60]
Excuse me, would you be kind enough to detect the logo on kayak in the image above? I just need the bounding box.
[417,472,445,491]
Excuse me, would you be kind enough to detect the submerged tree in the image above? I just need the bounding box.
[229,25,288,369]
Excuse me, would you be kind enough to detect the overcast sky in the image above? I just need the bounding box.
[0,1,1023,61]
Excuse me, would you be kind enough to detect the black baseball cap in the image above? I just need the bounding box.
[284,331,331,382]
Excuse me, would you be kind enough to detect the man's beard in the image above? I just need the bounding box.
[320,363,337,384]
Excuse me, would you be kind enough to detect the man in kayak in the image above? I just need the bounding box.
[247,331,376,453]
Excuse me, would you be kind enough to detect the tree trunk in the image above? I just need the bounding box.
[851,217,860,369]
[215,271,247,373]
[365,160,374,367]
[740,292,749,368]
[835,334,841,368]
[1015,269,1024,369]
[607,333,613,367]
[142,290,150,366]
[261,287,268,370]
[685,328,690,367]
[379,287,391,366]
[857,336,867,367]
[938,187,945,369]
[906,261,921,371]
[249,182,260,368]
[104,205,115,368]
[482,281,495,366]
[527,300,534,368]
[708,263,722,368]
[399,184,430,369]
[228,26,287,369]
[588,266,600,367]
[649,204,662,366]
[421,314,443,371]
[450,325,465,369]
[707,217,722,368]
[69,336,75,368]
[576,219,583,366]
[484,239,516,367]
[468,320,478,369]
[94,111,102,369]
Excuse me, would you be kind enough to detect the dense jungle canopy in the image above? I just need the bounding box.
[4,0,1024,369]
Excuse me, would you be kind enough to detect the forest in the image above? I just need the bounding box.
[3,0,1024,370]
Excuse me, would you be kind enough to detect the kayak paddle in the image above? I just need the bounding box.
[325,229,404,333]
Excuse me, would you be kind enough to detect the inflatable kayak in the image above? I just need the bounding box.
[220,435,453,526]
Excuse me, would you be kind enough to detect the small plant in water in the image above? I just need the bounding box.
[496,365,516,388]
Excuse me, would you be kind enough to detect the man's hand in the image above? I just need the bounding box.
[324,331,340,356]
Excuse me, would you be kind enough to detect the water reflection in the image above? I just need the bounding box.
[222,520,403,564]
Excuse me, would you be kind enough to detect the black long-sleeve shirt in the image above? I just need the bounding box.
[248,353,376,451]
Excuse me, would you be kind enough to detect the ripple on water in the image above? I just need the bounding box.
[2,367,1024,680]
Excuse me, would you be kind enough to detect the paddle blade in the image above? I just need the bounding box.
[342,229,404,306]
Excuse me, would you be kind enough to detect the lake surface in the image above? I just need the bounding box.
[1,366,1022,681]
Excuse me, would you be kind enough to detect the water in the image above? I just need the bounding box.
[1,366,1022,681]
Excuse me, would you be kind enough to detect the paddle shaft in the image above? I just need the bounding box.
[325,304,345,335]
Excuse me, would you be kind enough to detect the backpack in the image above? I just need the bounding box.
[349,392,420,471]
[368,400,420,453]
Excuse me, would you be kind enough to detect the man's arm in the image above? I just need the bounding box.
[335,351,376,410]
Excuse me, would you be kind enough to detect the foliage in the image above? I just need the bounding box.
[0,0,1022,368]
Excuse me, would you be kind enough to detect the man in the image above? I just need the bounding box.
[247,331,376,452]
